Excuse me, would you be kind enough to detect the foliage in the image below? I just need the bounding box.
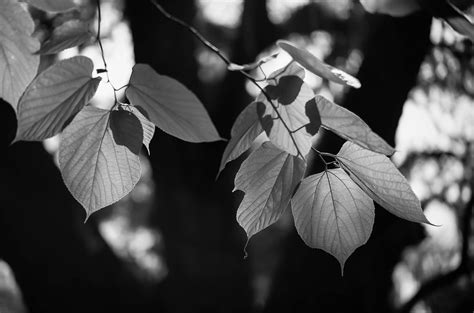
[2,0,438,271]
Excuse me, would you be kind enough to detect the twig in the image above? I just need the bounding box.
[150,0,304,159]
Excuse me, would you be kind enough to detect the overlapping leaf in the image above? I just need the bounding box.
[257,65,320,157]
[27,0,76,12]
[291,168,374,272]
[15,56,101,142]
[219,102,263,175]
[59,106,142,218]
[0,0,40,110]
[316,95,395,156]
[277,40,361,89]
[132,107,155,155]
[37,20,92,55]
[336,142,431,224]
[234,142,306,238]
[126,64,222,143]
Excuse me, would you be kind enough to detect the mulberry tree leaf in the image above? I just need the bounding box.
[316,95,395,156]
[0,0,40,110]
[291,168,375,273]
[15,56,101,142]
[132,106,155,155]
[59,106,142,218]
[37,20,92,55]
[277,40,361,88]
[336,142,432,224]
[219,101,263,175]
[234,142,306,239]
[126,64,222,143]
[257,68,320,157]
[27,0,76,12]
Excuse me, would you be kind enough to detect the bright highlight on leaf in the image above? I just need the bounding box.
[277,40,361,89]
[359,0,420,17]
[257,64,321,157]
[291,168,375,272]
[234,142,306,239]
[219,101,263,175]
[37,20,92,55]
[316,95,395,156]
[59,106,142,218]
[15,56,101,142]
[0,0,40,110]
[126,64,222,143]
[27,0,76,12]
[336,142,432,224]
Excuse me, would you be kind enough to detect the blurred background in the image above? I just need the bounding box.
[1,0,473,312]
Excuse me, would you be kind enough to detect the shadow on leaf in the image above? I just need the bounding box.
[257,101,273,135]
[304,98,321,135]
[265,75,304,105]
[110,110,143,155]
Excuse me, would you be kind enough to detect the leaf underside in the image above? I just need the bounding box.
[27,0,76,12]
[0,0,40,110]
[37,20,92,55]
[336,142,431,224]
[15,56,101,142]
[59,106,141,218]
[234,142,306,239]
[291,168,375,272]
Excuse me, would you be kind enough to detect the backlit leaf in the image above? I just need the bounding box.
[37,20,92,55]
[0,0,40,110]
[360,0,420,17]
[277,40,361,88]
[126,64,222,142]
[291,168,375,272]
[443,2,474,41]
[316,95,395,156]
[27,0,76,12]
[132,106,155,155]
[336,142,431,224]
[268,61,305,81]
[15,56,101,142]
[59,106,141,218]
[219,101,263,175]
[257,67,320,157]
[234,142,306,239]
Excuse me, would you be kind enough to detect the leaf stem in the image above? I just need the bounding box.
[150,0,304,159]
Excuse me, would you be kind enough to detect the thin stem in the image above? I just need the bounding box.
[150,0,304,159]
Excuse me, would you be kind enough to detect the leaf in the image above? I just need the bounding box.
[291,168,375,272]
[257,72,320,157]
[443,2,474,41]
[234,142,306,239]
[132,106,155,155]
[59,106,141,218]
[0,0,40,110]
[126,64,222,143]
[360,0,420,17]
[109,110,143,155]
[316,95,395,156]
[219,101,263,175]
[27,0,76,12]
[37,20,92,55]
[277,40,361,89]
[336,142,432,224]
[268,61,305,81]
[15,56,101,142]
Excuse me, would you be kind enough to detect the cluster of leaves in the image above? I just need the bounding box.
[2,0,431,271]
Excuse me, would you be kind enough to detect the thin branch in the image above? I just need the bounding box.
[150,0,304,159]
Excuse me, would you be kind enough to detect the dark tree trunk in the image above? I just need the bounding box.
[264,11,432,313]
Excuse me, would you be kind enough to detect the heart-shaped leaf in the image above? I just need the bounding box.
[15,56,101,142]
[219,101,263,175]
[37,20,92,55]
[336,142,432,224]
[234,142,306,239]
[0,0,40,110]
[316,95,395,156]
[291,168,375,273]
[277,40,361,88]
[126,64,222,143]
[59,106,142,218]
